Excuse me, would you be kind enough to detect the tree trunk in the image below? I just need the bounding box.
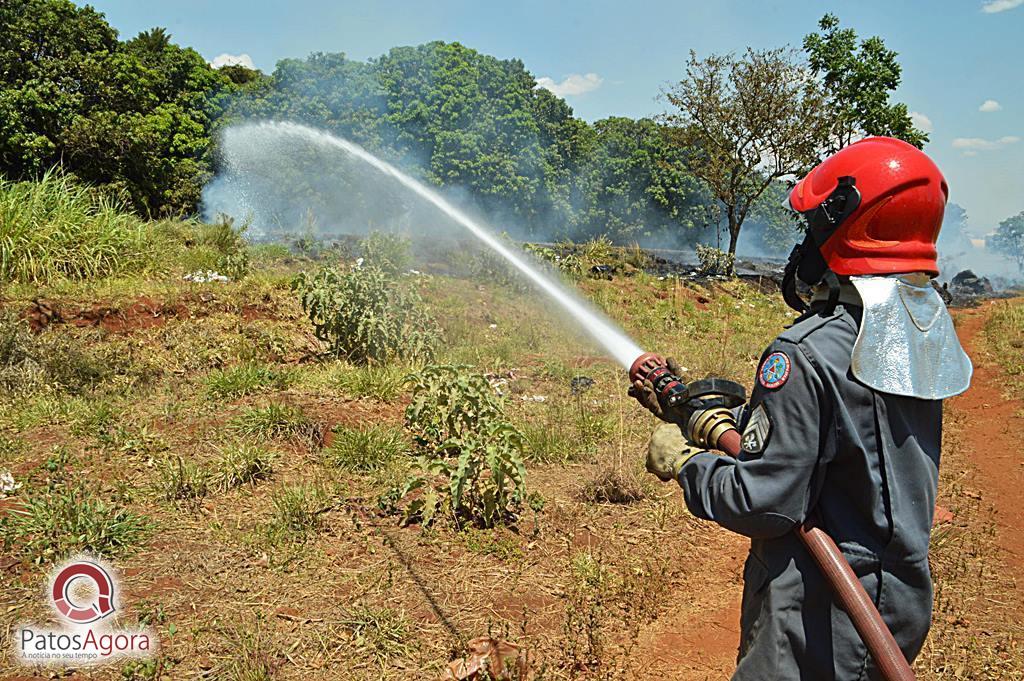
[726,210,741,275]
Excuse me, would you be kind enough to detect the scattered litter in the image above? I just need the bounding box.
[183,270,229,283]
[484,370,518,396]
[520,395,547,403]
[1,470,20,497]
[408,269,422,275]
[569,375,595,395]
[488,323,498,329]
[442,636,533,680]
[354,257,364,268]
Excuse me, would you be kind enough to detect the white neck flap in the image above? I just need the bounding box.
[849,274,973,400]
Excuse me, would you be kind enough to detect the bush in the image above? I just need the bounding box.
[0,172,159,284]
[404,364,507,451]
[293,264,440,364]
[695,243,735,276]
[360,232,412,276]
[398,365,527,528]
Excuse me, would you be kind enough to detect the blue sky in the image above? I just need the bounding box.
[85,0,1023,234]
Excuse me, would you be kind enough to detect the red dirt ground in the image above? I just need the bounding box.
[950,304,1024,574]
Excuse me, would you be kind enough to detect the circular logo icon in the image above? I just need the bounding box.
[758,351,791,390]
[51,560,116,624]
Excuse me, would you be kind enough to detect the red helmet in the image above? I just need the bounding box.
[788,137,948,276]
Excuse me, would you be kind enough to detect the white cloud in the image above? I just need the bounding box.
[209,53,256,70]
[909,111,933,133]
[952,135,1020,152]
[979,99,1002,112]
[982,0,1023,12]
[535,73,603,97]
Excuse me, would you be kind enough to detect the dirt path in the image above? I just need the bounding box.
[951,303,1024,573]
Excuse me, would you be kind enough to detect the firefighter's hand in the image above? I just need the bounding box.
[629,357,685,422]
[646,423,706,482]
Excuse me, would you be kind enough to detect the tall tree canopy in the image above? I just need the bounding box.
[803,13,927,152]
[990,211,1024,274]
[661,48,830,259]
[221,42,703,243]
[0,0,232,215]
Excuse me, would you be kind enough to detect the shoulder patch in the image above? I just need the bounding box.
[741,403,772,455]
[759,351,791,390]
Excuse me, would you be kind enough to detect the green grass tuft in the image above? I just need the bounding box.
[231,403,323,448]
[157,456,210,503]
[206,363,292,399]
[213,443,277,490]
[324,425,408,472]
[1,483,152,562]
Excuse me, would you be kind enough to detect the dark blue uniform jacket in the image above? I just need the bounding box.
[678,303,941,680]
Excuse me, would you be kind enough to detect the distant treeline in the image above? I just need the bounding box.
[0,0,897,256]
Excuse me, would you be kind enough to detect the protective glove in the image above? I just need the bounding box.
[646,422,707,482]
[628,356,685,423]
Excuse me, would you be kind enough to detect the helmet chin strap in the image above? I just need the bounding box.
[782,176,862,315]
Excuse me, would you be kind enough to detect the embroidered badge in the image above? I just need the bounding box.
[758,351,791,390]
[741,403,772,454]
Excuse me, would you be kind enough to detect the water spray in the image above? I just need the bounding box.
[216,121,642,368]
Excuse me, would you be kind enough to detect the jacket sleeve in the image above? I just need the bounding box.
[677,340,830,539]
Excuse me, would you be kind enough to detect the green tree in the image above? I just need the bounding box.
[572,117,704,243]
[661,49,830,261]
[220,42,705,244]
[803,14,927,152]
[990,211,1024,274]
[0,0,230,215]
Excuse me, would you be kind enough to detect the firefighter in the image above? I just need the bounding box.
[632,137,972,680]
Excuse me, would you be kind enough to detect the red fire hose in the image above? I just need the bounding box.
[717,430,916,681]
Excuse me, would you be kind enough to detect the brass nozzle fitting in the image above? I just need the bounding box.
[687,406,737,450]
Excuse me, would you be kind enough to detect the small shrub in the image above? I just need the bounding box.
[1,483,152,562]
[325,425,408,472]
[404,364,506,451]
[158,456,210,503]
[232,403,323,448]
[206,363,292,399]
[695,243,735,276]
[213,443,277,490]
[398,365,527,528]
[360,232,412,276]
[293,265,440,364]
[216,249,251,282]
